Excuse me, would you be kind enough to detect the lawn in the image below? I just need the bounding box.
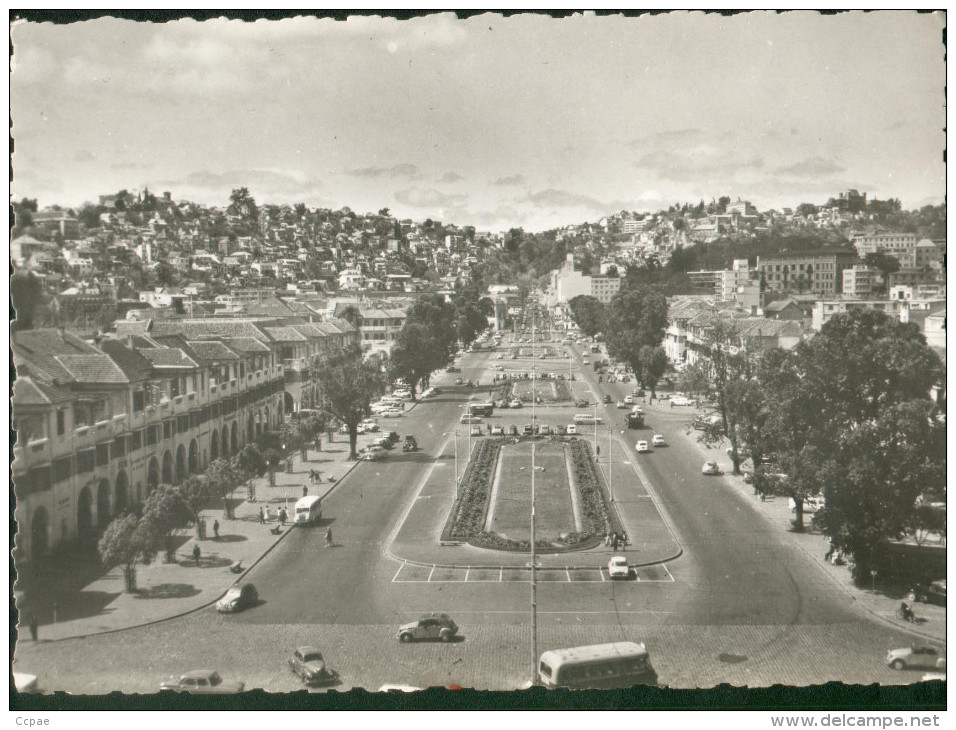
[488,441,575,541]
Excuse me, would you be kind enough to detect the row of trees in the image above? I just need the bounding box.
[687,309,945,584]
[567,288,670,395]
[389,289,493,400]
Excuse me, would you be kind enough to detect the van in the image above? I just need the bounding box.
[573,414,602,425]
[294,495,323,525]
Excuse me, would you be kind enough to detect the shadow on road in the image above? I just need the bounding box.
[133,583,201,600]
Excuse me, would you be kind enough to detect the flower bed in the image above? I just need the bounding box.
[441,437,610,552]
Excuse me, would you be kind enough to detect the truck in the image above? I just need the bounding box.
[468,402,495,417]
[626,411,645,429]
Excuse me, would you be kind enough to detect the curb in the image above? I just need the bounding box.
[683,429,946,645]
[22,447,366,645]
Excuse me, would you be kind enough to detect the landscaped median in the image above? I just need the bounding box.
[441,437,618,553]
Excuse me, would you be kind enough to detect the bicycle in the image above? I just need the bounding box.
[895,607,917,623]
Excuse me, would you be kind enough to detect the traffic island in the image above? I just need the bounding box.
[440,437,614,553]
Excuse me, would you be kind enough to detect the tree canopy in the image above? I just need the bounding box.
[314,344,387,459]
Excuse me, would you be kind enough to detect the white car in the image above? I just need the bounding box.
[886,646,946,671]
[393,389,412,400]
[491,425,504,435]
[508,399,523,409]
[362,446,388,461]
[651,434,666,447]
[616,401,628,409]
[624,395,634,405]
[671,396,695,406]
[608,555,630,579]
[382,408,403,418]
[421,387,436,398]
[566,424,577,434]
[635,440,651,454]
[702,461,722,476]
[361,420,379,432]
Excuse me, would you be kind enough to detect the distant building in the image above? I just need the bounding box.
[842,265,877,298]
[758,251,855,296]
[851,232,919,265]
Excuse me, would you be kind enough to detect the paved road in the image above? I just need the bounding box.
[14,339,940,693]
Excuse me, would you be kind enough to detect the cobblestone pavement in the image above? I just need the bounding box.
[13,614,929,694]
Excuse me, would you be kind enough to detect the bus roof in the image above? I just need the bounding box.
[539,642,647,664]
[295,495,322,508]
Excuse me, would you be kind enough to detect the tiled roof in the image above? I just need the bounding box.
[138,348,198,369]
[325,317,358,333]
[242,297,297,317]
[12,376,73,407]
[185,340,240,362]
[12,329,102,382]
[219,337,271,354]
[98,340,155,381]
[290,324,326,339]
[263,326,308,342]
[54,354,129,384]
[114,320,153,337]
[147,319,270,342]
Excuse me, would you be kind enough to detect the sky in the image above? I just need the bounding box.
[10,11,947,233]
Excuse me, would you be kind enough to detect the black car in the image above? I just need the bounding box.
[575,399,590,408]
[602,395,612,404]
[403,435,419,452]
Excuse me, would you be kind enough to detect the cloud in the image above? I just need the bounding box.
[522,189,606,211]
[344,163,420,179]
[74,149,96,162]
[438,171,465,183]
[493,174,526,186]
[394,187,467,208]
[635,147,764,183]
[167,168,324,199]
[774,157,845,177]
[627,128,704,148]
[111,161,151,171]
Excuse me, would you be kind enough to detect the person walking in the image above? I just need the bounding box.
[325,528,333,548]
[620,531,628,551]
[28,613,38,641]
[192,544,201,566]
[213,520,220,539]
[263,505,271,522]
[258,507,265,524]
[278,508,286,526]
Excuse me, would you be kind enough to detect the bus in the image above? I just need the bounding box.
[537,642,657,689]
[468,402,495,417]
[293,495,323,526]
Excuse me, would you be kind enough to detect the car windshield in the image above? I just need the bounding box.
[224,588,241,599]
[302,652,323,663]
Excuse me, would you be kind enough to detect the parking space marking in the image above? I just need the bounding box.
[392,562,675,583]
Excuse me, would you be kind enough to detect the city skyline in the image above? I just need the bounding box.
[11,11,946,232]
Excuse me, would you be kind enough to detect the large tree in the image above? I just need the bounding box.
[314,344,387,459]
[567,295,606,337]
[140,484,191,563]
[98,514,153,592]
[605,287,668,374]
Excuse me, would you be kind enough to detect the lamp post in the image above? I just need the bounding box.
[608,427,613,503]
[530,440,538,685]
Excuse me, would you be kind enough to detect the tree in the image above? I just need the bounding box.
[338,305,361,328]
[175,475,213,537]
[232,446,267,505]
[378,207,391,217]
[390,323,440,399]
[11,273,44,331]
[676,361,711,402]
[314,344,387,459]
[140,484,191,563]
[228,187,259,221]
[635,346,668,395]
[604,287,668,379]
[567,295,606,337]
[98,514,152,593]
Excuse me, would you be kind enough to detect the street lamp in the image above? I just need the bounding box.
[530,441,538,685]
[443,430,460,499]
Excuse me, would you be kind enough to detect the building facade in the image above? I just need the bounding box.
[758,251,856,296]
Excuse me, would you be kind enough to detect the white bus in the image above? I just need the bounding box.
[537,641,657,689]
[293,495,323,526]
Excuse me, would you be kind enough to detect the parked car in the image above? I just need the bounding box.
[539,424,551,436]
[491,425,504,436]
[616,400,628,409]
[384,431,400,443]
[382,408,403,418]
[566,424,577,435]
[635,440,651,454]
[914,579,947,607]
[216,584,258,613]
[470,425,483,437]
[402,435,419,452]
[447,366,461,373]
[495,399,509,408]
[375,436,396,450]
[575,398,589,408]
[362,446,388,461]
[652,434,666,447]
[161,670,244,694]
[624,395,634,405]
[289,646,337,686]
[608,555,631,580]
[602,394,612,404]
[671,396,695,406]
[360,419,379,432]
[509,399,523,409]
[886,646,946,671]
[460,414,483,424]
[393,389,412,400]
[701,461,722,476]
[397,613,459,643]
[522,424,534,436]
[554,424,567,435]
[455,378,464,385]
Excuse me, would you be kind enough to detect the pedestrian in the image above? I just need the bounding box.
[263,505,271,522]
[258,508,265,525]
[278,508,286,526]
[621,531,628,550]
[302,485,309,497]
[213,520,220,539]
[325,528,333,548]
[670,400,674,409]
[605,531,611,547]
[824,538,836,562]
[192,544,201,566]
[28,613,38,641]
[315,438,322,452]
[596,445,600,458]
[612,535,619,551]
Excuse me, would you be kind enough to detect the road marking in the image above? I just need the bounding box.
[390,565,676,584]
[427,565,435,582]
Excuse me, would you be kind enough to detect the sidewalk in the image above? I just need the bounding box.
[12,428,375,643]
[645,399,947,646]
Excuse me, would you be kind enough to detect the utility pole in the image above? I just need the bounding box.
[530,440,538,686]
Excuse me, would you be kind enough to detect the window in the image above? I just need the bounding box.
[129,430,143,451]
[56,410,66,436]
[133,389,146,413]
[52,456,73,483]
[74,399,108,427]
[145,425,159,446]
[96,443,110,466]
[15,414,47,442]
[76,449,95,475]
[113,437,126,458]
[163,420,174,440]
